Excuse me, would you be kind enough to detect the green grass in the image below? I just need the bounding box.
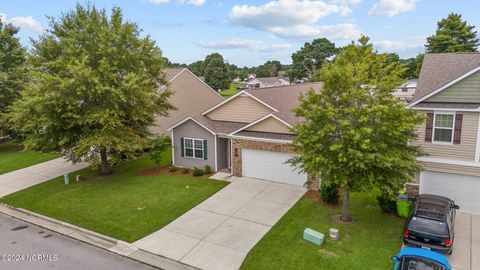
[220,83,241,98]
[1,150,228,242]
[241,192,404,270]
[0,140,61,175]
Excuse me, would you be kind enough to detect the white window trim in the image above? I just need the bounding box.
[184,137,205,159]
[432,111,456,145]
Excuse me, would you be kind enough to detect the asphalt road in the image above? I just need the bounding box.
[0,213,156,270]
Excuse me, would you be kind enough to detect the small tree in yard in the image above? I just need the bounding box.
[9,4,174,174]
[150,135,171,168]
[290,36,424,221]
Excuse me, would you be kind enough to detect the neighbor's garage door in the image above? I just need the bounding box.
[241,149,307,186]
[420,171,480,214]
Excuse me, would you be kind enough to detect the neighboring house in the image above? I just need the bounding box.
[150,68,224,135]
[393,79,417,102]
[167,83,323,188]
[408,53,480,214]
[244,77,290,89]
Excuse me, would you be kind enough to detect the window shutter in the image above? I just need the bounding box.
[453,114,463,144]
[425,113,434,142]
[203,140,208,160]
[180,138,184,157]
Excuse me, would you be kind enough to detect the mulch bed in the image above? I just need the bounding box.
[137,165,214,179]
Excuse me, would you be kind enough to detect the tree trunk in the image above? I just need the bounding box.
[341,187,351,222]
[100,148,110,175]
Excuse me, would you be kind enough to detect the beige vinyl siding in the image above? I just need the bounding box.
[246,116,292,134]
[421,161,480,177]
[425,70,480,103]
[412,111,479,161]
[206,95,273,123]
[150,70,224,135]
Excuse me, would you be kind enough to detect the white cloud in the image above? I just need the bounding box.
[374,36,426,57]
[147,0,206,6]
[229,0,360,41]
[0,13,43,33]
[330,0,363,5]
[197,38,292,52]
[270,23,361,40]
[369,0,418,17]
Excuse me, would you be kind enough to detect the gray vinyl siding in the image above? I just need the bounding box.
[425,70,480,103]
[217,138,228,170]
[172,120,215,170]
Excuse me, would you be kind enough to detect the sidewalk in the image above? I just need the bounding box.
[0,204,196,270]
[0,157,88,197]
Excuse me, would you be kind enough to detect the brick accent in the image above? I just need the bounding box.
[232,139,318,190]
[406,182,419,198]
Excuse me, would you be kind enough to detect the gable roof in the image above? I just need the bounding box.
[164,68,186,82]
[229,113,292,135]
[201,90,278,116]
[245,82,323,125]
[410,53,480,105]
[246,77,289,85]
[166,115,247,135]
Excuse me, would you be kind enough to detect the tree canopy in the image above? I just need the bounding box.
[0,20,27,135]
[9,4,173,173]
[426,13,479,53]
[290,38,337,81]
[290,36,424,221]
[203,53,230,90]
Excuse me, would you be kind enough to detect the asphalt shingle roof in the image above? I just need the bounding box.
[413,53,480,102]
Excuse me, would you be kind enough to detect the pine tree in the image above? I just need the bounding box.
[426,13,479,53]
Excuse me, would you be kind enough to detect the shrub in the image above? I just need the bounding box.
[320,182,339,205]
[169,166,178,172]
[192,167,205,177]
[149,135,171,167]
[204,165,212,174]
[377,194,397,213]
[182,168,190,174]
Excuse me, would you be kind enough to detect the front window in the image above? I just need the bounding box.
[433,113,454,143]
[184,138,204,159]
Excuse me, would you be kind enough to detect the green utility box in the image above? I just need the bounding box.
[396,194,412,218]
[303,228,324,246]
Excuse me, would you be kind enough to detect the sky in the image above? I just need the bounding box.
[1,0,480,67]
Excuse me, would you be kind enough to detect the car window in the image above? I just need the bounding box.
[408,217,449,237]
[400,256,446,270]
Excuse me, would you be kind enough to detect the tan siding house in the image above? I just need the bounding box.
[205,95,273,123]
[408,53,480,214]
[150,68,224,134]
[167,83,322,189]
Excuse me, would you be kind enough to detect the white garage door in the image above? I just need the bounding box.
[420,171,480,214]
[241,149,307,186]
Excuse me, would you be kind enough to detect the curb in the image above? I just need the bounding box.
[0,203,197,270]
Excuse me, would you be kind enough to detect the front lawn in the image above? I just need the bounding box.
[241,191,404,270]
[1,150,228,242]
[0,140,61,175]
[220,83,241,98]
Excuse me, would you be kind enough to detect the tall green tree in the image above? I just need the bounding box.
[203,53,229,90]
[0,20,27,135]
[188,60,204,76]
[290,36,424,221]
[290,38,337,81]
[9,4,173,174]
[426,13,479,53]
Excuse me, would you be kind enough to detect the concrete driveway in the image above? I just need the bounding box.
[0,157,88,198]
[134,177,306,270]
[449,212,480,270]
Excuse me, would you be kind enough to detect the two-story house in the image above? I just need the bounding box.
[166,83,322,189]
[408,53,480,214]
[150,68,224,135]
